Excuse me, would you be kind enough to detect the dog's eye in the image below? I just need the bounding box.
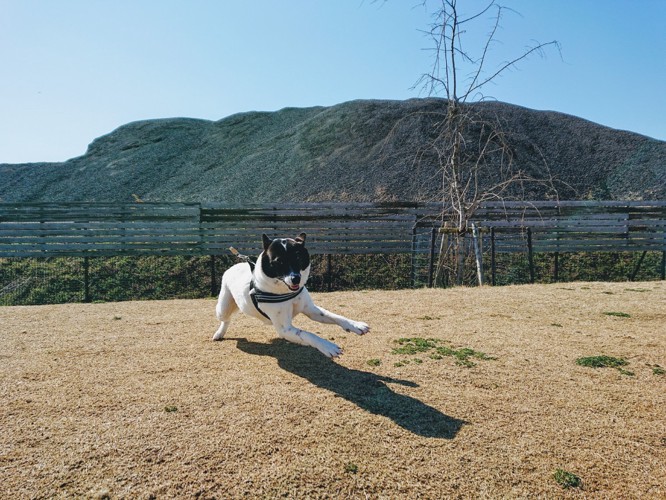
[297,252,309,268]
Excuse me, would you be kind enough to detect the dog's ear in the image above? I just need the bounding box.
[262,234,272,251]
[295,233,306,244]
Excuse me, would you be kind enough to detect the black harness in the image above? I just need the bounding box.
[247,260,304,320]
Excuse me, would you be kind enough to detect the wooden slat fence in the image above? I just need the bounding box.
[0,201,664,259]
[200,203,440,255]
[0,203,202,257]
[0,202,442,257]
[467,200,666,253]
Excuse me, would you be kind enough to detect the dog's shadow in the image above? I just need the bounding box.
[233,338,466,439]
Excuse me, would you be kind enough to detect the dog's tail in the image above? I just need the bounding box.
[229,246,252,263]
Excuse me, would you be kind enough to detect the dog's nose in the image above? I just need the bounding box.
[291,274,301,285]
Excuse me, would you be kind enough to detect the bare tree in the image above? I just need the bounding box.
[414,0,560,285]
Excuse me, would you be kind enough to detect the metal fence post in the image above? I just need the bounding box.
[471,223,484,286]
[83,257,91,303]
[210,255,217,296]
[630,250,647,281]
[428,226,436,287]
[527,228,535,284]
[490,227,496,286]
[411,226,417,288]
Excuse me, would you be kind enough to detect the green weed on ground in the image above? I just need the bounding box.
[650,364,665,376]
[553,469,582,489]
[391,338,495,368]
[391,337,440,355]
[576,355,628,368]
[603,311,631,318]
[576,355,634,376]
[344,463,359,474]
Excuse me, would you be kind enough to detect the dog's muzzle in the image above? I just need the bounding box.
[285,273,301,291]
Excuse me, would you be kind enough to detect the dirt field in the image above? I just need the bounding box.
[1,281,665,498]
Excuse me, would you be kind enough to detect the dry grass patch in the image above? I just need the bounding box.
[1,281,665,498]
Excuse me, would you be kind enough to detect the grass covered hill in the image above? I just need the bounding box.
[1,98,664,203]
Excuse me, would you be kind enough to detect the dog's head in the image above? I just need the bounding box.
[260,233,311,291]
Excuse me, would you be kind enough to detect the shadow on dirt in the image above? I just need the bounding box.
[234,338,466,439]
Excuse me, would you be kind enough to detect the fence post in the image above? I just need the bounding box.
[629,250,647,281]
[210,255,217,296]
[471,223,484,286]
[411,227,417,288]
[527,228,535,284]
[428,226,436,287]
[455,232,465,286]
[490,227,496,286]
[326,253,333,292]
[83,257,91,303]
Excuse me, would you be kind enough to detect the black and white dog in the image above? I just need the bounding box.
[213,233,370,357]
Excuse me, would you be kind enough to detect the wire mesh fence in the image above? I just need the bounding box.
[410,228,665,288]
[2,247,663,306]
[0,253,415,306]
[0,255,230,306]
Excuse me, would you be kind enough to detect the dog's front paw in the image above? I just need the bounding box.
[319,339,343,358]
[345,321,370,336]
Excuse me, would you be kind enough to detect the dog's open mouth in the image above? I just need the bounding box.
[287,284,300,291]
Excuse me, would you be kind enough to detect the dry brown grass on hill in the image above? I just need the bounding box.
[1,282,665,498]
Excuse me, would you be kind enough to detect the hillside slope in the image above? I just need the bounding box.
[1,98,664,203]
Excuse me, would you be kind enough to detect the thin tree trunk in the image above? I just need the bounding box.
[455,233,465,285]
[472,223,484,286]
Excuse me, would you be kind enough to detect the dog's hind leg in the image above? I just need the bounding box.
[212,286,238,341]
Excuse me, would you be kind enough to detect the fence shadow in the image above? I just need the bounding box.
[233,337,466,439]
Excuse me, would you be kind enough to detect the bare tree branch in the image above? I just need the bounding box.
[461,3,502,102]
[465,39,561,98]
[411,0,561,284]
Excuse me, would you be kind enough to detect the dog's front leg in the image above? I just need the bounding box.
[302,302,370,336]
[269,311,343,358]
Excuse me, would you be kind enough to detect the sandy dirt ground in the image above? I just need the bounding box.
[1,281,665,499]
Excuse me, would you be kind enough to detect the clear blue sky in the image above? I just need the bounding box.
[1,0,665,164]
